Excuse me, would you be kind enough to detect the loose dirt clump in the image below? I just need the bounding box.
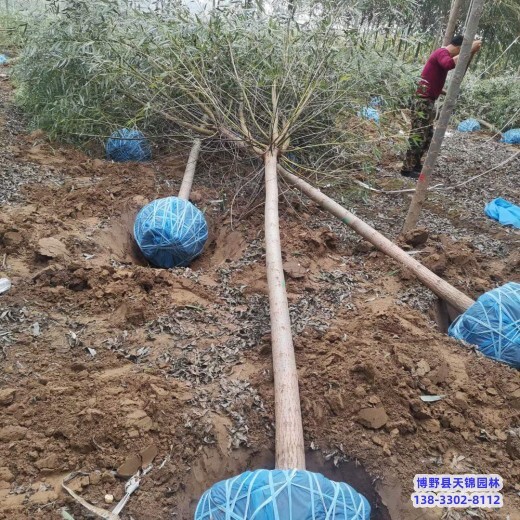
[0,72,519,520]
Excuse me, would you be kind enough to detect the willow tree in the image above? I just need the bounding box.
[109,0,475,462]
[90,2,415,467]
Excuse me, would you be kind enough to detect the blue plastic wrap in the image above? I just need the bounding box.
[0,54,8,65]
[134,196,208,268]
[358,107,380,124]
[448,282,520,368]
[457,119,481,132]
[485,198,520,229]
[369,96,383,108]
[500,129,520,145]
[195,469,371,520]
[106,128,151,162]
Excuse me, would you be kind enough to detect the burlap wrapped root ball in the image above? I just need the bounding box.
[106,128,151,162]
[449,282,520,368]
[134,196,208,268]
[195,469,371,519]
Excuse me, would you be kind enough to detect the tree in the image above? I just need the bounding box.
[443,0,464,46]
[402,0,485,233]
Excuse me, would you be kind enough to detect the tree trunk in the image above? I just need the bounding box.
[443,0,464,46]
[415,42,422,60]
[402,0,485,233]
[178,138,202,200]
[219,124,475,315]
[278,166,475,314]
[265,150,305,470]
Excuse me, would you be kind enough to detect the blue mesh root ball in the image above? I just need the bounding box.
[457,118,481,132]
[0,54,8,65]
[134,196,208,268]
[195,469,371,519]
[106,128,151,162]
[500,128,520,145]
[358,107,380,124]
[449,282,520,368]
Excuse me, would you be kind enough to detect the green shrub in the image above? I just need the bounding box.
[13,1,152,141]
[0,12,29,53]
[13,0,417,176]
[458,72,520,130]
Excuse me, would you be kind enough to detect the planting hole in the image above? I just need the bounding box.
[174,448,393,518]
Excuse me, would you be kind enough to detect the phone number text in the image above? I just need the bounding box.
[411,492,503,508]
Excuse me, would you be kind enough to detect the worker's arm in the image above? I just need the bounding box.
[441,41,481,94]
[454,41,481,65]
[440,40,481,70]
[438,51,457,70]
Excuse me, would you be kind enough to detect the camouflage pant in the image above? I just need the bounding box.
[403,97,436,171]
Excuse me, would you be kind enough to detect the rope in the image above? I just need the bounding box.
[474,37,520,79]
[442,150,520,189]
[483,107,520,143]
[353,150,519,195]
[463,0,475,32]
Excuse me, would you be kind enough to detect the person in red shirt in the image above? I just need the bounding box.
[401,35,481,179]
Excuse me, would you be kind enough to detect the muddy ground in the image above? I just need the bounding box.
[0,70,519,520]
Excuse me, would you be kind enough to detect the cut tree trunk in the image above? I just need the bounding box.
[178,138,202,200]
[443,0,464,46]
[278,166,475,314]
[220,131,306,468]
[402,0,485,233]
[219,127,475,314]
[264,150,306,470]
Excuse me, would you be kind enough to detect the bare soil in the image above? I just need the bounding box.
[0,71,519,520]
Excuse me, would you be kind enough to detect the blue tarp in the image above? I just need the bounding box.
[449,282,520,368]
[195,469,371,520]
[369,96,383,108]
[358,107,380,124]
[500,129,520,145]
[457,119,481,132]
[485,198,520,229]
